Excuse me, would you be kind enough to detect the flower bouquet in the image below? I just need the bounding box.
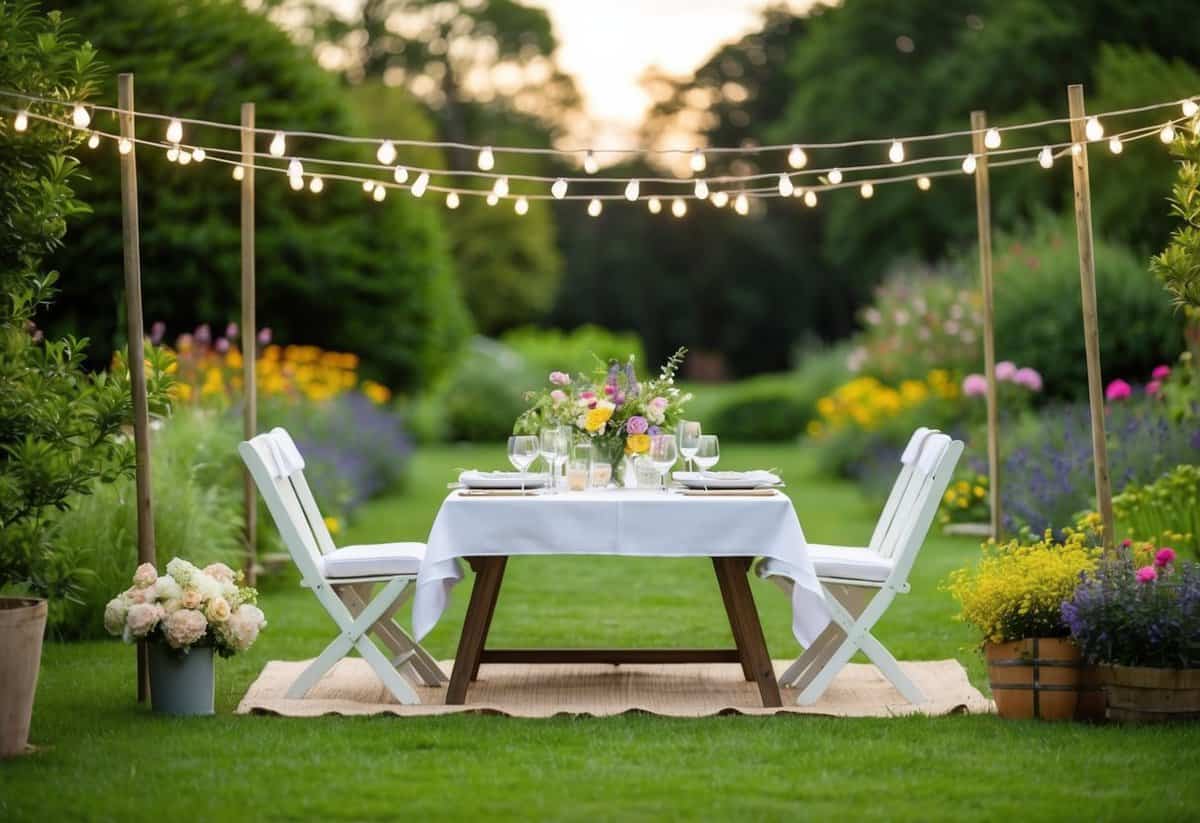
[514,347,692,482]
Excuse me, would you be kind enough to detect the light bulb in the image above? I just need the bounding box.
[588,198,602,217]
[916,176,931,191]
[166,146,179,163]
[287,159,303,178]
[690,149,706,173]
[411,172,429,197]
[486,193,499,206]
[446,192,460,209]
[178,149,192,165]
[647,197,662,214]
[86,132,100,149]
[711,191,729,208]
[804,189,818,207]
[1072,143,1083,156]
[624,179,640,201]
[860,182,875,199]
[792,186,803,198]
[14,110,28,132]
[583,150,598,174]
[477,146,494,170]
[1108,136,1123,155]
[493,177,509,197]
[778,174,794,197]
[269,131,286,157]
[166,118,183,144]
[671,198,687,218]
[1161,124,1177,144]
[362,180,375,192]
[962,153,977,174]
[733,193,749,215]
[393,166,409,184]
[309,175,324,193]
[289,175,304,191]
[787,145,807,169]
[71,104,90,128]
[1085,117,1104,141]
[515,196,529,215]
[694,179,709,199]
[232,164,244,181]
[552,178,568,199]
[373,184,386,201]
[377,140,397,165]
[984,127,1001,150]
[119,137,133,155]
[1183,99,1198,118]
[828,167,842,185]
[192,147,205,162]
[888,140,905,163]
[1038,146,1054,169]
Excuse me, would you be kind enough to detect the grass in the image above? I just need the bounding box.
[3,443,1199,821]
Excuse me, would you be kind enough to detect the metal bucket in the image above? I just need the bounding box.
[148,643,215,716]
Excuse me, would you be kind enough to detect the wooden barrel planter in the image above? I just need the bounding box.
[1101,665,1200,723]
[985,637,1083,720]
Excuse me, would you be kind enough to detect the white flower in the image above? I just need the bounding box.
[203,562,236,584]
[190,571,222,602]
[166,557,198,587]
[154,574,182,603]
[103,598,128,636]
[218,604,266,653]
[205,596,232,624]
[163,609,208,649]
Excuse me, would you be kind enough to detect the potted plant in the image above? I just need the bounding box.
[1063,545,1200,723]
[946,529,1100,720]
[105,558,267,715]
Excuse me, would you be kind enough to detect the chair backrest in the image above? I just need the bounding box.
[866,427,938,553]
[878,432,963,585]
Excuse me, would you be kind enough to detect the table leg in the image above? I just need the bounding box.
[446,556,506,705]
[712,558,756,680]
[470,557,507,680]
[712,556,782,708]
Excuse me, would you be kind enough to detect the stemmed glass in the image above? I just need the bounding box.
[694,435,720,473]
[507,435,540,493]
[539,426,570,492]
[648,434,679,493]
[678,420,701,472]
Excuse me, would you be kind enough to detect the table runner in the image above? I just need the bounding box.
[412,489,829,647]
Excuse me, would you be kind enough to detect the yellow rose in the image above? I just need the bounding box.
[584,405,614,433]
[625,434,650,454]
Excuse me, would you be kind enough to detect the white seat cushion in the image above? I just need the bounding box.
[808,543,893,583]
[320,542,426,579]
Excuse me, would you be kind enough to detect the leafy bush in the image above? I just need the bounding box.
[1113,464,1200,559]
[413,337,538,443]
[502,325,645,379]
[1152,121,1200,309]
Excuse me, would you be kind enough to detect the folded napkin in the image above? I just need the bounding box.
[701,470,783,486]
[457,470,549,488]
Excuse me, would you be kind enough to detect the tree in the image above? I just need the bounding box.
[1152,123,1200,310]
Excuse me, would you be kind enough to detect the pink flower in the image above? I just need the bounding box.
[194,324,211,344]
[650,396,668,411]
[1135,565,1158,583]
[163,608,208,649]
[203,562,236,584]
[995,361,1017,381]
[1121,538,1133,549]
[1105,379,1132,402]
[257,327,272,345]
[132,562,158,588]
[1146,380,1162,396]
[225,322,239,340]
[626,416,649,435]
[603,384,615,396]
[962,374,988,397]
[579,390,597,409]
[1155,547,1177,567]
[549,371,571,386]
[125,603,163,640]
[1014,367,1043,392]
[215,337,230,353]
[550,389,567,404]
[150,321,166,344]
[1152,364,1171,380]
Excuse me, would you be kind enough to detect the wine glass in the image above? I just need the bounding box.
[678,420,701,472]
[507,435,540,492]
[694,435,720,474]
[648,433,679,492]
[539,426,568,492]
[551,427,571,489]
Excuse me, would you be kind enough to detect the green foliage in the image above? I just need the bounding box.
[502,324,645,378]
[1152,124,1200,309]
[44,0,469,389]
[1113,464,1200,559]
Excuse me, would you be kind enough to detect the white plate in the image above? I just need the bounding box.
[458,470,550,490]
[672,471,782,490]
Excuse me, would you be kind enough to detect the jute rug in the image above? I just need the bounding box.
[237,659,993,718]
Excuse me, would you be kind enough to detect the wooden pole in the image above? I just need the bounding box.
[1067,84,1116,553]
[118,73,156,702]
[240,103,258,585]
[971,111,1002,540]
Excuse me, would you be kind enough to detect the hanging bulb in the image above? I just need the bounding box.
[289,174,304,191]
[14,110,28,132]
[587,198,602,217]
[72,104,90,129]
[916,176,931,191]
[232,164,245,180]
[166,146,179,163]
[583,150,598,174]
[962,153,977,174]
[492,176,509,197]
[1161,124,1177,144]
[362,180,375,192]
[624,179,640,201]
[671,198,687,218]
[733,193,750,215]
[694,179,709,199]
[710,191,729,208]
[792,186,803,198]
[1108,136,1123,155]
[860,182,875,199]
[446,191,460,209]
[166,118,183,144]
[1071,143,1083,156]
[377,140,397,165]
[1038,146,1054,169]
[411,172,429,197]
[287,159,304,178]
[192,147,206,162]
[828,167,842,185]
[393,166,409,184]
[984,128,1001,150]
[552,178,568,199]
[787,144,808,169]
[1085,117,1104,141]
[477,146,494,170]
[486,193,499,206]
[778,174,794,197]
[1183,99,1198,118]
[647,197,662,214]
[690,149,706,173]
[804,189,818,207]
[269,131,286,157]
[119,137,133,155]
[178,149,192,165]
[86,132,100,149]
[888,140,905,163]
[514,196,529,215]
[309,175,324,194]
[373,185,387,202]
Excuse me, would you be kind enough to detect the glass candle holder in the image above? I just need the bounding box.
[590,461,612,488]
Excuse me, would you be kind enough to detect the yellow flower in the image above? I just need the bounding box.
[361,380,391,405]
[584,404,614,433]
[323,516,341,535]
[625,434,650,454]
[973,485,985,498]
[225,349,243,369]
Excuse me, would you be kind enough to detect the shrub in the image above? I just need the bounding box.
[415,337,538,442]
[1113,464,1200,559]
[502,325,645,378]
[1152,124,1200,310]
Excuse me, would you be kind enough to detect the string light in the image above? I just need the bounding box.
[827,168,842,185]
[166,146,179,162]
[1160,123,1177,143]
[362,180,375,192]
[1183,99,1198,118]
[166,118,183,143]
[588,198,602,217]
[804,189,818,207]
[192,147,205,162]
[733,193,750,215]
[1085,117,1104,141]
[232,163,244,180]
[690,149,706,173]
[309,175,324,193]
[71,104,89,128]
[647,197,662,214]
[711,191,729,208]
[962,153,977,174]
[624,179,640,201]
[373,185,386,201]
[552,178,568,199]
[888,140,905,163]
[791,186,803,198]
[269,131,286,157]
[446,191,460,209]
[287,159,304,178]
[377,140,397,165]
[916,176,931,191]
[393,166,409,184]
[492,176,509,197]
[86,132,100,149]
[289,174,304,191]
[583,150,598,174]
[515,196,529,215]
[984,127,1001,149]
[671,198,687,218]
[486,193,499,206]
[477,146,494,171]
[1072,143,1083,156]
[787,145,808,169]
[178,149,192,165]
[1038,146,1054,168]
[1108,136,1123,154]
[411,172,429,197]
[778,174,794,197]
[119,137,133,155]
[860,182,874,198]
[694,179,709,199]
[14,109,28,131]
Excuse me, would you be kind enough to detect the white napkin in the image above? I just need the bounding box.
[701,470,783,486]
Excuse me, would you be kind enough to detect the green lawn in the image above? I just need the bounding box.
[3,444,1199,821]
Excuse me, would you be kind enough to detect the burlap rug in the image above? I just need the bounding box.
[237,658,992,717]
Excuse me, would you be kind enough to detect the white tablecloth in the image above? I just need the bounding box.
[412,489,829,647]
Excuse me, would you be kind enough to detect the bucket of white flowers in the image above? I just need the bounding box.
[105,558,267,715]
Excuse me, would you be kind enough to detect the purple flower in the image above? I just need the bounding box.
[962,373,988,397]
[1014,367,1043,392]
[215,338,230,353]
[225,322,239,340]
[549,371,571,386]
[150,321,166,344]
[257,327,272,345]
[647,425,661,437]
[194,324,211,344]
[627,416,649,435]
[995,361,1017,381]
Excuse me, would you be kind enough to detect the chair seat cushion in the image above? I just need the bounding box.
[809,543,893,583]
[320,542,426,579]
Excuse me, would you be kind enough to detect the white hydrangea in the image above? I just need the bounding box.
[190,571,222,602]
[166,557,198,587]
[154,574,182,603]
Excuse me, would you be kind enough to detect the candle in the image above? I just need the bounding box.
[567,462,589,491]
[590,461,612,488]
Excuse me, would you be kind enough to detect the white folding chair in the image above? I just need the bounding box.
[239,428,446,704]
[760,429,963,705]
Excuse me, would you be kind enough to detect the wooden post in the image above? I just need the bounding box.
[118,73,156,702]
[1067,84,1116,553]
[971,111,1002,540]
[240,102,258,585]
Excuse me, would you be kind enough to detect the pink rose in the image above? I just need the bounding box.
[1135,565,1158,583]
[1105,379,1132,402]
[1155,547,1176,567]
[181,588,203,610]
[579,390,597,409]
[1152,365,1171,380]
[550,389,566,404]
[962,374,988,397]
[650,397,668,411]
[123,585,152,605]
[126,603,163,639]
[995,361,1017,381]
[203,562,235,584]
[132,562,158,588]
[1014,367,1043,392]
[549,371,571,386]
[626,415,649,435]
[1146,380,1162,396]
[163,608,208,649]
